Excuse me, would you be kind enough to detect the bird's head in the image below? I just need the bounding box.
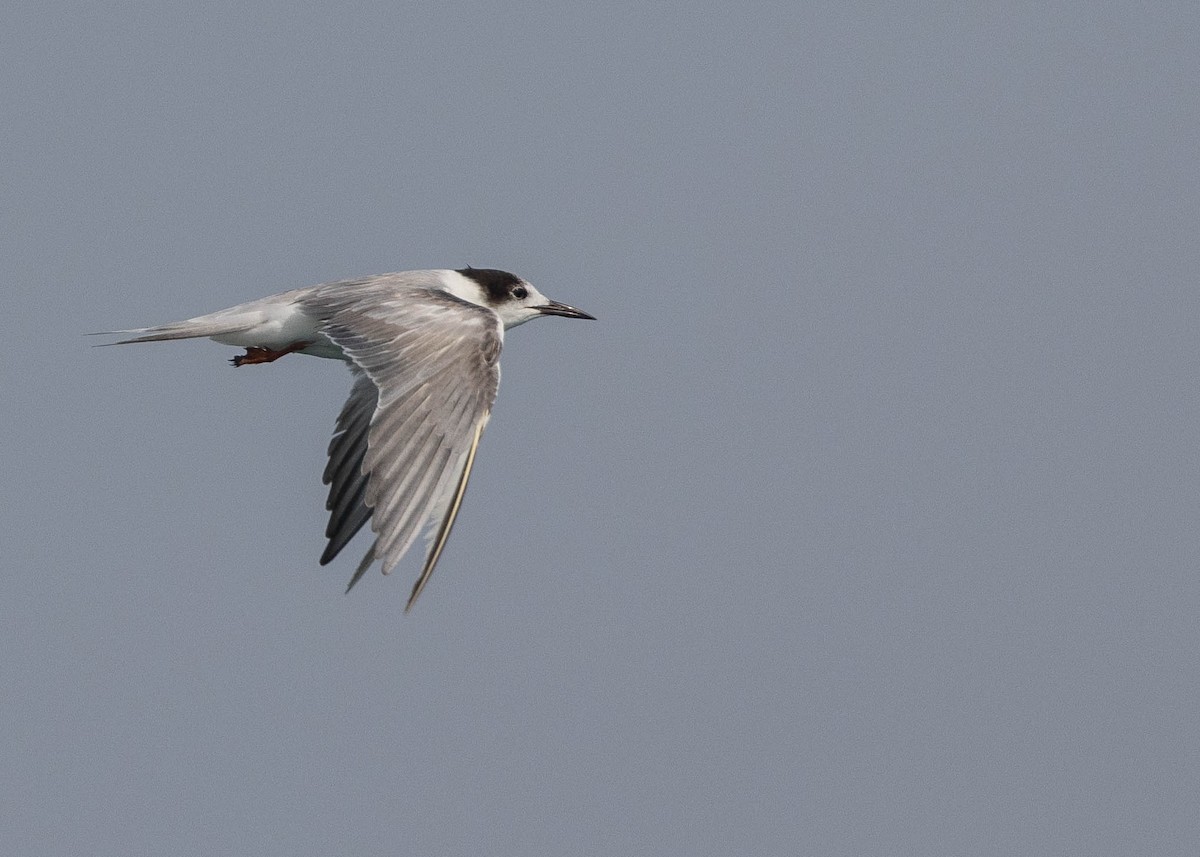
[447,267,596,329]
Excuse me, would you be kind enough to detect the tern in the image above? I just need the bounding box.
[98,267,595,610]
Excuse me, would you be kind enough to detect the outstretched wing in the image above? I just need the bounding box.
[306,285,502,610]
[319,370,377,577]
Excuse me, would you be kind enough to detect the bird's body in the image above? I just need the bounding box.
[98,267,594,610]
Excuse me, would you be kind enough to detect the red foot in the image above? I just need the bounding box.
[231,341,313,367]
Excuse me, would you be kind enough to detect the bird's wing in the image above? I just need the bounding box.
[319,370,377,575]
[304,286,502,609]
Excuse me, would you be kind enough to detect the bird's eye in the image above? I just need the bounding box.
[512,286,528,300]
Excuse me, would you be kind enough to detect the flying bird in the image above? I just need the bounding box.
[98,267,595,610]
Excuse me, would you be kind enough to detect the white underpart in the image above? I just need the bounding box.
[209,295,344,359]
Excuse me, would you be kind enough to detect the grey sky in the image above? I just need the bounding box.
[4,2,1198,854]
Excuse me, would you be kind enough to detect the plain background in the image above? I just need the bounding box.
[4,3,1198,855]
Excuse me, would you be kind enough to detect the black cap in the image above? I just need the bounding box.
[456,267,523,303]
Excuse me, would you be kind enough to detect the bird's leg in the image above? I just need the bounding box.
[230,341,313,367]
